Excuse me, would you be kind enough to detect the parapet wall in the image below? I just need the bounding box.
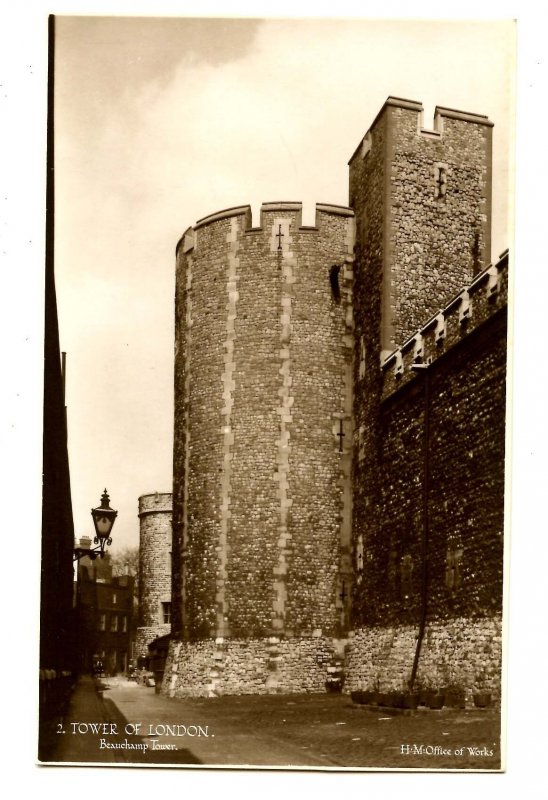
[380,251,508,398]
[176,201,355,255]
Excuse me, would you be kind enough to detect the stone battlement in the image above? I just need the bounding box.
[381,250,508,397]
[349,96,493,164]
[176,202,354,255]
[138,491,172,517]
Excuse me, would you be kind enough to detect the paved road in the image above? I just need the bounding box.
[43,677,502,770]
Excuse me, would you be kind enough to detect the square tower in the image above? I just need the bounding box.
[349,96,493,360]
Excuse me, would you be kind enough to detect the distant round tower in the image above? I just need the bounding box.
[136,492,172,658]
[166,202,355,696]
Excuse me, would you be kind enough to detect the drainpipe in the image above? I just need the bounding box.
[409,362,430,692]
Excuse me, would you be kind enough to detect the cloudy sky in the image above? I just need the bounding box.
[53,16,514,553]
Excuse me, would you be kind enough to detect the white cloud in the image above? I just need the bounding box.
[54,17,514,548]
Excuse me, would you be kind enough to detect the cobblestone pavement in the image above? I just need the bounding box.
[45,677,502,771]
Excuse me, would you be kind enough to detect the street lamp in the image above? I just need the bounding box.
[73,489,118,561]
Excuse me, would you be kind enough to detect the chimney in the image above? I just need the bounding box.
[78,535,92,550]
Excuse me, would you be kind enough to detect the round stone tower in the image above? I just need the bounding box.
[166,202,355,696]
[136,491,172,658]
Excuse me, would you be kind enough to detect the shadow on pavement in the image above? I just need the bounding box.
[39,676,202,766]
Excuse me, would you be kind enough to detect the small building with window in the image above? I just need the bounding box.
[75,541,134,675]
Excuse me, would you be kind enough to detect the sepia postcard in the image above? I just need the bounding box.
[36,10,517,775]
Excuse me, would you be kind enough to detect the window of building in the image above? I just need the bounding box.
[355,535,364,572]
[400,554,414,602]
[434,163,448,200]
[358,335,366,380]
[357,424,366,463]
[161,602,172,624]
[122,615,127,632]
[111,615,118,632]
[445,545,464,592]
[98,614,106,631]
[329,265,341,302]
[112,592,117,605]
[388,549,398,591]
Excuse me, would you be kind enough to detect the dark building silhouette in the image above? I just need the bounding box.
[39,16,77,759]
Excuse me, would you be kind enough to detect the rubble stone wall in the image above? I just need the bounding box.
[172,202,355,664]
[163,635,340,698]
[345,615,503,702]
[352,279,506,626]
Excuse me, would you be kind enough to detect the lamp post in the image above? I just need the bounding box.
[73,489,118,561]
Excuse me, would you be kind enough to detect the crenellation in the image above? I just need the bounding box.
[178,203,354,252]
[380,253,508,400]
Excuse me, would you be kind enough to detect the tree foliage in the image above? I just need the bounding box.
[110,546,139,603]
[110,545,139,577]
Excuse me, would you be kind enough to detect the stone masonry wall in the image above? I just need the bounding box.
[170,202,355,692]
[346,255,507,699]
[136,492,172,657]
[345,615,503,702]
[349,97,495,627]
[364,308,506,623]
[163,634,341,698]
[386,102,493,351]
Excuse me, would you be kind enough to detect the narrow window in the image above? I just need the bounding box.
[388,549,398,591]
[111,615,118,632]
[358,335,366,379]
[358,424,366,463]
[161,601,172,624]
[434,163,448,200]
[400,554,414,602]
[445,546,463,592]
[356,535,364,572]
[329,265,341,302]
[98,613,106,631]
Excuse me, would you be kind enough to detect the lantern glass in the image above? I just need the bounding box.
[94,514,114,538]
[91,489,117,543]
